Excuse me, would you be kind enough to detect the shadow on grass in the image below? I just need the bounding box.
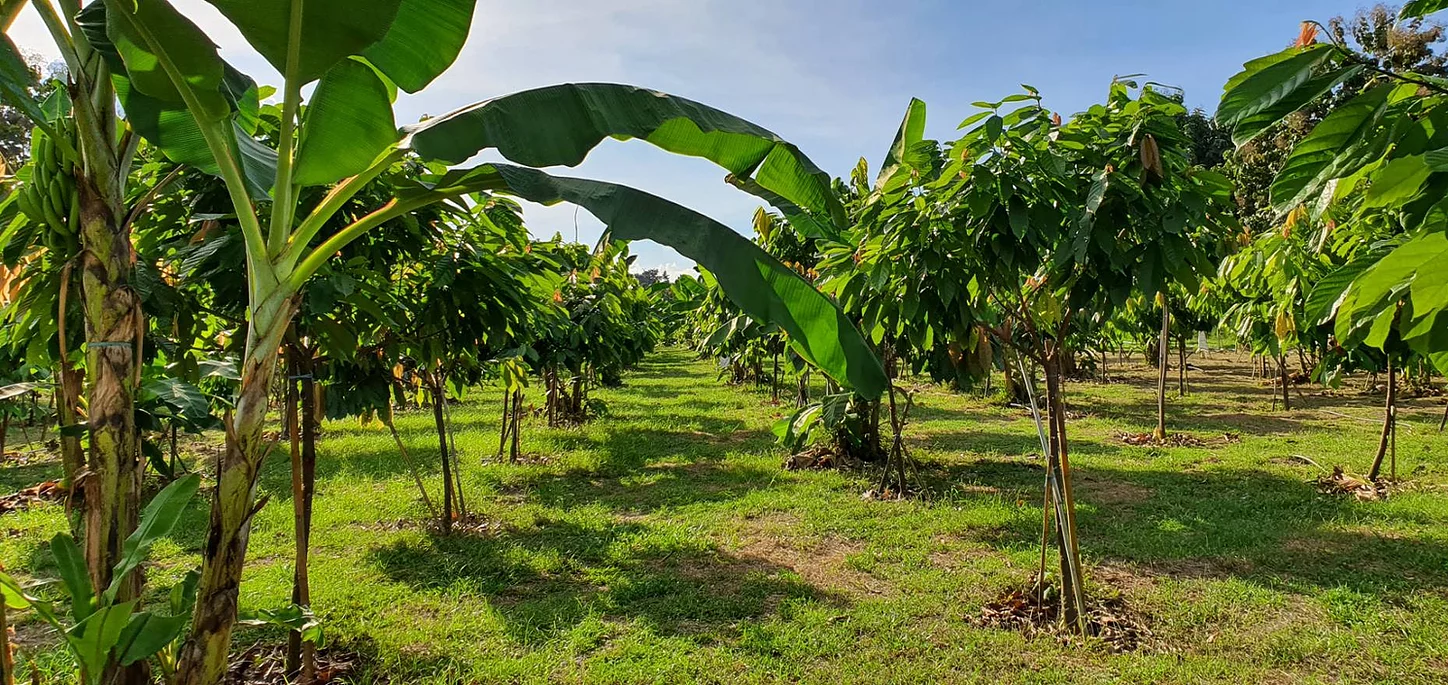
[910,429,1118,460]
[367,516,841,647]
[503,427,784,514]
[0,460,63,493]
[908,402,1017,425]
[949,460,1448,597]
[1081,394,1314,435]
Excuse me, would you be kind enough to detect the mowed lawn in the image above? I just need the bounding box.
[4,347,1448,683]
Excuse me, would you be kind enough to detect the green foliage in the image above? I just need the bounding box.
[1217,11,1448,371]
[0,475,200,684]
[402,82,847,233]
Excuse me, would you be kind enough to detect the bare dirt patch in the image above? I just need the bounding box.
[724,513,886,598]
[1146,555,1257,579]
[1074,475,1151,507]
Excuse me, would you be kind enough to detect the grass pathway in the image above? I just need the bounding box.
[4,347,1448,683]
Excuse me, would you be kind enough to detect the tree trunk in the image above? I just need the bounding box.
[772,349,779,403]
[545,369,556,427]
[1003,346,1031,405]
[283,350,301,675]
[77,176,149,685]
[1177,335,1186,397]
[1043,348,1087,634]
[570,375,585,421]
[797,368,809,407]
[285,347,317,680]
[1154,305,1169,440]
[1369,358,1396,482]
[497,389,512,460]
[510,389,522,462]
[431,375,454,534]
[1277,355,1291,411]
[175,293,296,685]
[443,395,466,520]
[876,346,908,496]
[170,422,180,477]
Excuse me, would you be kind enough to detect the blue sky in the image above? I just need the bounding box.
[10,0,1353,275]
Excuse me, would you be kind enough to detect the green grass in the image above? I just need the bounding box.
[4,347,1448,683]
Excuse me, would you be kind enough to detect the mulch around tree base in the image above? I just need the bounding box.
[1310,467,1437,501]
[1118,432,1241,448]
[225,642,359,684]
[974,581,1158,653]
[363,512,504,537]
[782,445,841,471]
[0,480,68,516]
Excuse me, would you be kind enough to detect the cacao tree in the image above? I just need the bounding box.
[65,2,886,681]
[1217,7,1448,480]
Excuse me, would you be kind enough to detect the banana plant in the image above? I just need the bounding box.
[0,475,200,685]
[82,2,885,682]
[1,7,164,677]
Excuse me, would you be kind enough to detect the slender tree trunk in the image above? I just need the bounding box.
[510,389,522,462]
[77,176,149,685]
[497,389,512,460]
[443,393,466,520]
[571,375,585,420]
[1369,359,1397,482]
[1043,348,1087,633]
[1278,355,1291,411]
[286,348,317,680]
[169,422,180,476]
[431,374,454,534]
[1177,335,1186,397]
[283,350,302,675]
[876,347,907,495]
[797,368,809,407]
[0,413,7,461]
[546,369,557,427]
[772,349,779,403]
[1438,403,1446,433]
[1154,306,1170,440]
[175,292,296,685]
[298,360,318,682]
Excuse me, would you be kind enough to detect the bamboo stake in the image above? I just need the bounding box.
[385,406,437,521]
[1154,305,1169,440]
[1017,356,1054,605]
